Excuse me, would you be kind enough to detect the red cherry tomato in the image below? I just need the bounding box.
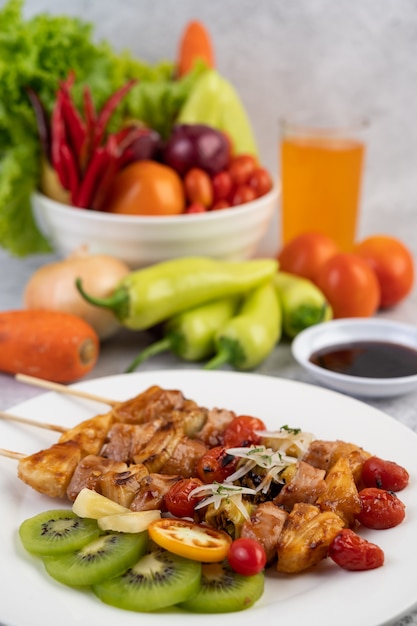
[196,446,239,484]
[211,199,231,211]
[355,235,414,308]
[164,478,205,518]
[231,184,256,206]
[277,232,340,283]
[222,415,266,448]
[356,487,406,529]
[184,167,213,207]
[315,253,381,318]
[361,456,409,492]
[185,202,207,214]
[212,171,233,202]
[229,155,258,186]
[329,529,384,571]
[227,538,267,576]
[247,167,273,198]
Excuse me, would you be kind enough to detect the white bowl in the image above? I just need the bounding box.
[31,186,279,269]
[291,318,417,398]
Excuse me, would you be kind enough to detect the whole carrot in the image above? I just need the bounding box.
[177,20,215,78]
[0,310,99,383]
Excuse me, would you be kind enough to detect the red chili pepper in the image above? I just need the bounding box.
[60,143,79,203]
[92,79,137,150]
[50,90,69,189]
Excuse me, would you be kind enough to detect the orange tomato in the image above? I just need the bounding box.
[354,235,414,308]
[315,253,381,318]
[277,232,340,283]
[105,160,185,216]
[148,518,232,562]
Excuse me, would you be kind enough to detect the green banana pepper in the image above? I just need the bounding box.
[204,280,282,371]
[125,296,240,372]
[76,256,277,331]
[273,271,333,339]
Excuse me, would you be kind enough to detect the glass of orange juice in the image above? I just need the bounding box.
[280,117,367,251]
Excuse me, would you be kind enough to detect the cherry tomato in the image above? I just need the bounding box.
[362,456,409,492]
[229,154,258,186]
[315,253,381,318]
[222,415,266,448]
[247,167,273,198]
[355,235,414,308]
[185,202,206,214]
[164,478,205,518]
[105,160,185,215]
[183,167,213,207]
[148,518,232,562]
[356,487,406,529]
[196,446,239,484]
[329,529,384,571]
[212,171,233,202]
[227,538,267,576]
[211,199,231,211]
[231,184,256,206]
[277,232,340,283]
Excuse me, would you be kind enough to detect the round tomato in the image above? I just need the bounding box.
[356,487,406,529]
[164,478,205,518]
[228,154,258,186]
[211,199,231,211]
[277,232,340,283]
[315,253,381,318]
[222,415,266,448]
[212,170,233,202]
[355,235,414,308]
[148,518,232,562]
[329,529,384,571]
[361,456,409,492]
[105,160,185,216]
[196,446,239,484]
[227,538,267,576]
[184,167,213,207]
[231,184,256,206]
[248,168,273,198]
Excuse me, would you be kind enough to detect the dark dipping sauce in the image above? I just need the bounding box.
[309,341,417,379]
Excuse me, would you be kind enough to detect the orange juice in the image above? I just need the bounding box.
[280,134,365,251]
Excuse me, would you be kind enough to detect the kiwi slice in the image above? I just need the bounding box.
[179,561,264,613]
[19,510,101,556]
[43,531,148,587]
[92,546,201,612]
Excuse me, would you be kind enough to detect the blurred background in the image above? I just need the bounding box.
[6,0,417,256]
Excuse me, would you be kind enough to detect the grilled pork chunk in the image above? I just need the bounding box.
[241,502,288,564]
[99,464,149,508]
[129,473,182,511]
[58,412,115,456]
[274,461,327,512]
[195,407,237,447]
[159,437,208,477]
[303,440,371,485]
[18,441,83,499]
[66,455,128,501]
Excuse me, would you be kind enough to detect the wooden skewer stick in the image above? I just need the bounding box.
[0,410,67,434]
[15,374,119,407]
[0,448,25,461]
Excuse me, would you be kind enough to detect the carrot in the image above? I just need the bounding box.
[177,20,215,78]
[0,310,99,383]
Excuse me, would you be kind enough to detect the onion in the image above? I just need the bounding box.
[23,247,130,340]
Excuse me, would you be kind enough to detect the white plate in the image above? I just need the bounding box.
[1,370,417,626]
[292,318,417,398]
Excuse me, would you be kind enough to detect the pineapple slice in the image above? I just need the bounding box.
[98,510,161,533]
[72,488,129,518]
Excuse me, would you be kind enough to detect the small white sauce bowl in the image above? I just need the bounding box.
[291,318,417,398]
